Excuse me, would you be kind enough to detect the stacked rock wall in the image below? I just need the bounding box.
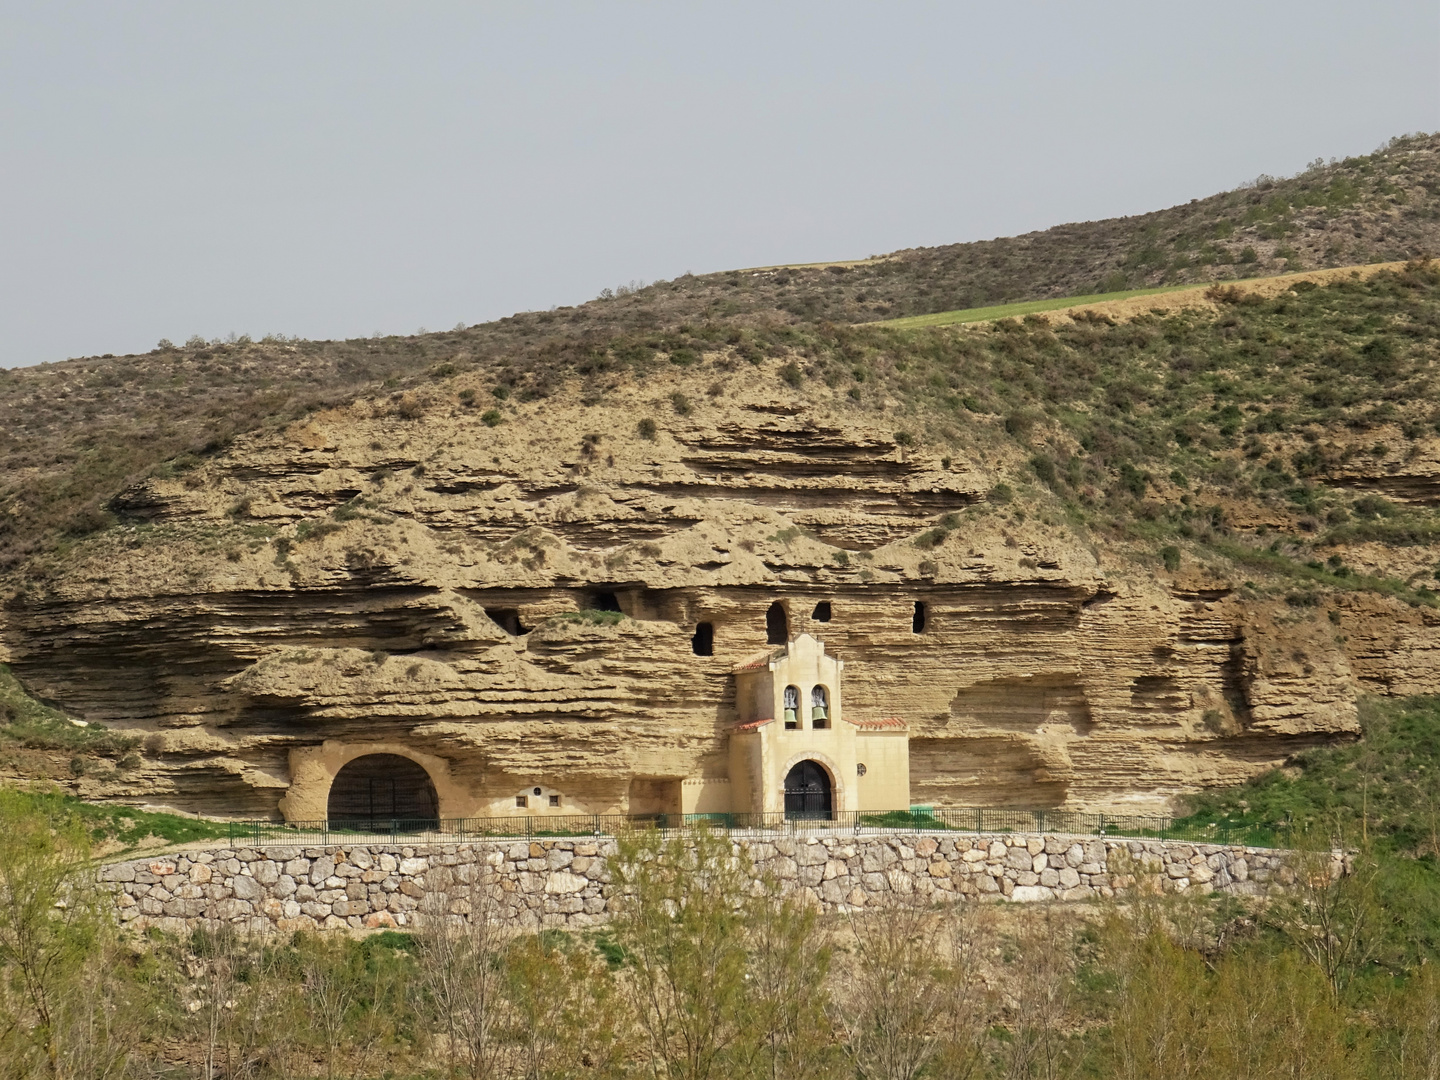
[101,832,1310,935]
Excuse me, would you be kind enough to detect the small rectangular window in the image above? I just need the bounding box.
[549,794,560,807]
[516,795,528,808]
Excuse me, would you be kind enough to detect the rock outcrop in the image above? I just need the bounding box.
[0,365,1381,817]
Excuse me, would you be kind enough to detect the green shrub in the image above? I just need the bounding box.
[481,409,503,427]
[637,417,657,440]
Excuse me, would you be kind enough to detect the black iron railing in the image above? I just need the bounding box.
[225,807,1283,848]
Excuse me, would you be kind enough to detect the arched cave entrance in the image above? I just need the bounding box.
[784,760,832,821]
[328,754,439,828]
[766,601,789,645]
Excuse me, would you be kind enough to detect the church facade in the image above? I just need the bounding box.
[278,633,910,824]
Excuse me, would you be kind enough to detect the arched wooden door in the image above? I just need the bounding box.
[328,754,439,828]
[784,760,832,821]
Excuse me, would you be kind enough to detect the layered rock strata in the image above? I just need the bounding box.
[1,374,1379,815]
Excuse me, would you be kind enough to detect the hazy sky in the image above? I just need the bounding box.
[2,2,1436,368]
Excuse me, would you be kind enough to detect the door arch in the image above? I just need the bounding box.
[327,753,439,827]
[784,760,833,821]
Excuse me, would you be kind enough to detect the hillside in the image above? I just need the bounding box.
[0,134,1437,818]
[1,254,1437,814]
[1,133,1436,571]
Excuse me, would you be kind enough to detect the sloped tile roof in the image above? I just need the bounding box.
[732,648,783,673]
[731,717,774,733]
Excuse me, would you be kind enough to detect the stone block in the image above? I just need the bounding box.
[820,878,849,905]
[544,871,588,895]
[399,857,428,876]
[1010,885,1055,903]
[1058,867,1081,889]
[796,843,829,867]
[1039,869,1060,888]
[1005,848,1034,871]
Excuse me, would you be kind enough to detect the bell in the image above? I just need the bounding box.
[784,708,797,724]
[812,705,828,720]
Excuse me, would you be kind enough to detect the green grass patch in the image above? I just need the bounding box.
[0,663,139,755]
[0,786,231,849]
[1176,695,1440,850]
[871,283,1202,329]
[1208,539,1440,608]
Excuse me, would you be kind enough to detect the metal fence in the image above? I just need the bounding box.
[226,807,1282,849]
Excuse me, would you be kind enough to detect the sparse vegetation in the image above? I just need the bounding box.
[2,135,1437,575]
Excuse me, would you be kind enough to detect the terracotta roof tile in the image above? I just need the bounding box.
[731,718,774,733]
[732,648,782,673]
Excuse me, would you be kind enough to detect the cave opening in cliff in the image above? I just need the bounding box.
[328,754,439,828]
[691,621,714,656]
[766,601,789,645]
[913,601,927,633]
[485,608,530,636]
[589,590,623,613]
[812,601,832,622]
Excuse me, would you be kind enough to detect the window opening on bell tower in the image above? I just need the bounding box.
[811,685,829,728]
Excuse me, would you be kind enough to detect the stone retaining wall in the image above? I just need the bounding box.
[101,833,1307,935]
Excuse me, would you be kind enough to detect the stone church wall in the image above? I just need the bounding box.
[100,832,1316,935]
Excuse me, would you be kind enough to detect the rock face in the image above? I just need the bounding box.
[0,372,1380,817]
[100,833,1312,935]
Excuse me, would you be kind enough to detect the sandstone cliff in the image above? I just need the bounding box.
[6,344,1415,817]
